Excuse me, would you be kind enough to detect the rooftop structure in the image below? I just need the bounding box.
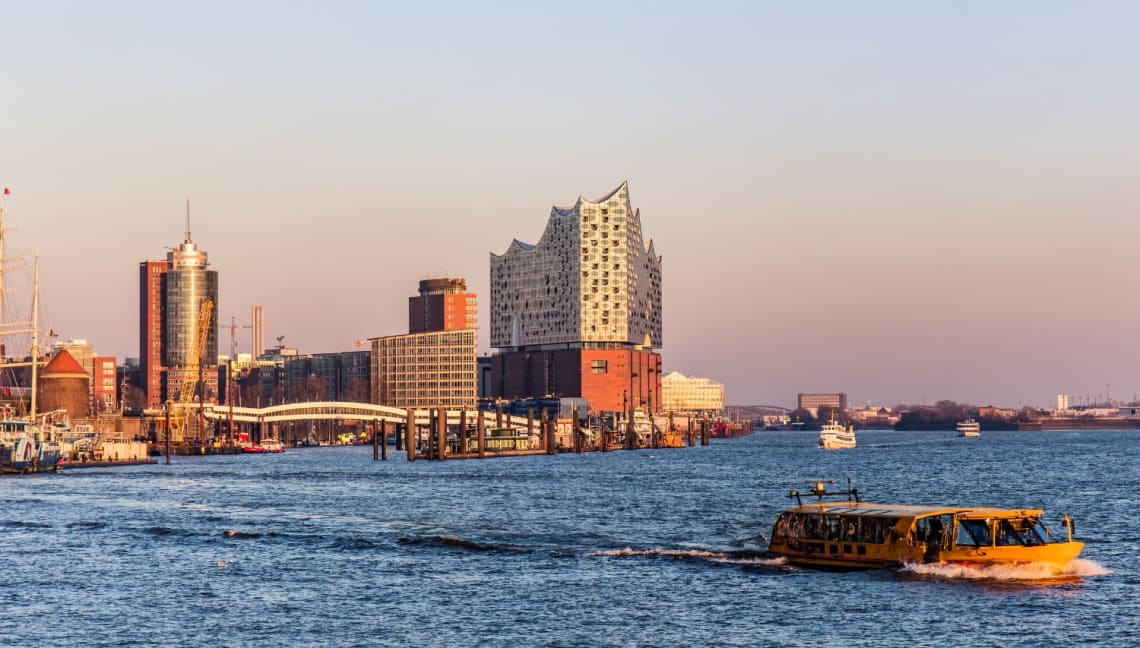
[488,182,663,413]
[490,181,661,350]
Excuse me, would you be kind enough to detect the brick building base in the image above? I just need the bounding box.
[490,347,661,415]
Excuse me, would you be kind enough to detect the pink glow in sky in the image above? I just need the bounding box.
[2,3,1139,408]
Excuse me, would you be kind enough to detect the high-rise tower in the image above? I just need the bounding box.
[138,202,219,408]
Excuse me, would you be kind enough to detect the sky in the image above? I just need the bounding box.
[2,2,1139,409]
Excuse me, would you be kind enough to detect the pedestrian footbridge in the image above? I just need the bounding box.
[201,401,532,427]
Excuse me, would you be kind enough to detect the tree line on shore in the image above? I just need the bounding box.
[788,400,1039,430]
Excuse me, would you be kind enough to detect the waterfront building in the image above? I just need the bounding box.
[797,392,847,418]
[92,356,117,414]
[489,182,663,414]
[477,355,492,399]
[370,277,478,409]
[137,211,219,408]
[138,260,166,408]
[48,338,114,414]
[1057,394,1070,411]
[660,371,724,416]
[38,349,90,419]
[371,329,477,409]
[409,277,476,334]
[282,351,371,402]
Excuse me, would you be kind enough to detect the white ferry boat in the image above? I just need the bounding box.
[818,416,856,449]
[957,419,981,437]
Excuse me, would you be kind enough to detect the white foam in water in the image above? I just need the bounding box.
[592,547,788,566]
[713,555,788,567]
[902,558,1112,581]
[592,547,723,559]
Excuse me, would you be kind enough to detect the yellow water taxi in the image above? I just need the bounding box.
[767,480,1083,570]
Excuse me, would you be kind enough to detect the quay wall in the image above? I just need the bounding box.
[1020,418,1140,431]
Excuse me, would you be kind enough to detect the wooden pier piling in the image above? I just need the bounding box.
[381,421,388,460]
[436,407,447,461]
[572,405,581,453]
[406,408,416,461]
[477,409,486,458]
[545,412,557,455]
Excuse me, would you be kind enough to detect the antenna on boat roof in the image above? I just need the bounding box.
[787,478,860,507]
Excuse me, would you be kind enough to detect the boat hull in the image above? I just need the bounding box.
[770,540,1085,571]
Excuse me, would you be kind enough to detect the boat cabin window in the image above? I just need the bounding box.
[913,515,952,544]
[955,519,991,547]
[774,513,898,544]
[996,519,1047,546]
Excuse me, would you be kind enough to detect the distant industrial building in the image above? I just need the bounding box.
[138,211,219,408]
[660,372,724,416]
[488,182,663,414]
[370,277,477,409]
[1057,394,1070,410]
[797,392,847,417]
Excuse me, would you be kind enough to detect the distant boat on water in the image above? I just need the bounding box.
[818,416,856,449]
[957,419,981,437]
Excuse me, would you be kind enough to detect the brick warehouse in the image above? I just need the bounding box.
[489,182,663,414]
[490,347,661,415]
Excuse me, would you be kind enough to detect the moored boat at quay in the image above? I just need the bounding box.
[241,438,285,454]
[767,480,1084,570]
[0,192,62,475]
[0,420,62,473]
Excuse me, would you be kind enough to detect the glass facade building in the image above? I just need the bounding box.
[162,269,218,368]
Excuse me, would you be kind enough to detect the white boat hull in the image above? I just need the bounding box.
[819,426,856,449]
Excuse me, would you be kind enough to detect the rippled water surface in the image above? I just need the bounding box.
[1,430,1136,647]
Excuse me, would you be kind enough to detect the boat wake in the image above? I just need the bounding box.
[591,547,787,567]
[396,534,533,554]
[901,558,1112,582]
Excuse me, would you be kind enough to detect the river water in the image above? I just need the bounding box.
[1,429,1135,647]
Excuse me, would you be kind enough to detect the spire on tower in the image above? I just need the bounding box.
[185,198,192,243]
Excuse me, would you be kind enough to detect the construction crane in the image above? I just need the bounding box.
[224,315,252,359]
[167,298,214,444]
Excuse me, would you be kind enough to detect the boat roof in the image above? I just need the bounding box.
[786,501,1046,518]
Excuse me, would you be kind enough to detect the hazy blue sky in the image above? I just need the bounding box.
[2,2,1138,408]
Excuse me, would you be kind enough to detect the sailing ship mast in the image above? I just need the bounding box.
[30,254,39,423]
[0,189,44,421]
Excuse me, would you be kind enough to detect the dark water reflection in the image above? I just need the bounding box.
[0,429,1135,646]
